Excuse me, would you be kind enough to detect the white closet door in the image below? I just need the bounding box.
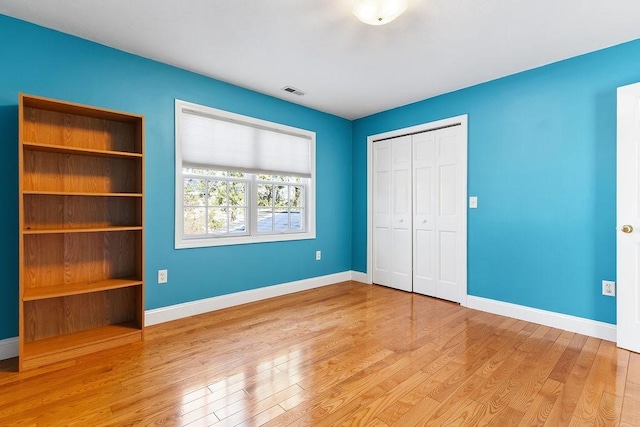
[373,126,464,299]
[370,116,467,303]
[413,126,465,302]
[372,136,412,292]
[372,140,392,287]
[390,136,413,291]
[413,132,436,296]
[434,126,465,302]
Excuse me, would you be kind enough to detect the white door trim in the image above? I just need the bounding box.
[366,114,469,305]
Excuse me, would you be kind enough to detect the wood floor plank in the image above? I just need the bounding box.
[542,334,600,426]
[440,398,487,426]
[0,281,637,427]
[475,322,533,380]
[375,373,442,425]
[549,347,583,384]
[389,394,440,426]
[424,374,487,426]
[569,415,595,426]
[334,370,431,426]
[163,391,247,426]
[466,340,531,404]
[619,381,640,427]
[216,384,302,421]
[317,348,434,414]
[573,340,618,423]
[627,351,640,384]
[518,378,563,426]
[508,328,570,413]
[595,391,623,426]
[233,404,286,427]
[298,384,388,427]
[606,348,630,398]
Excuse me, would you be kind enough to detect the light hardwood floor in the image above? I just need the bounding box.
[0,281,639,426]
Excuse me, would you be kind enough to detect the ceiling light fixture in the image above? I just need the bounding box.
[352,0,408,26]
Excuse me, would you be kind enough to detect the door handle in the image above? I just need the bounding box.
[621,224,634,233]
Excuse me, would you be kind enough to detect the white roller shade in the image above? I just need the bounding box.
[180,109,312,177]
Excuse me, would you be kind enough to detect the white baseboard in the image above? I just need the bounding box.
[0,337,18,361]
[145,271,354,326]
[466,295,617,342]
[351,271,370,284]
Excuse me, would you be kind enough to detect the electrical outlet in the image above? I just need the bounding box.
[602,280,615,297]
[158,269,168,284]
[316,250,322,261]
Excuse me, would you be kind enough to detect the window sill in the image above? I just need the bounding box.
[175,230,316,249]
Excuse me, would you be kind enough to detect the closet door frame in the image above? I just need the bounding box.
[366,114,468,305]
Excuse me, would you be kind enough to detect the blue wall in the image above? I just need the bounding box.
[353,38,640,324]
[0,15,353,341]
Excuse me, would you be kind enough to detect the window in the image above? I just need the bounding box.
[256,174,305,233]
[183,170,249,236]
[175,100,315,248]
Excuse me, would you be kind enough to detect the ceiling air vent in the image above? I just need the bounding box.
[282,86,305,96]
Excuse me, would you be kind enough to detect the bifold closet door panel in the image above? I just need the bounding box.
[372,140,391,287]
[372,136,412,292]
[390,136,412,292]
[434,126,464,302]
[413,132,436,296]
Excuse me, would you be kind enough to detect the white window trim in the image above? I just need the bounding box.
[175,100,316,249]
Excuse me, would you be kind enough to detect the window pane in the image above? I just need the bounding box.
[225,171,245,178]
[274,185,288,208]
[290,209,303,230]
[208,180,228,207]
[274,175,301,183]
[274,209,289,231]
[290,186,303,208]
[257,174,271,181]
[229,182,246,206]
[258,184,273,207]
[257,208,273,231]
[184,178,206,206]
[184,207,206,234]
[208,208,228,234]
[229,208,246,233]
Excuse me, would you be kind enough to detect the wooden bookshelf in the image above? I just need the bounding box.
[18,94,145,371]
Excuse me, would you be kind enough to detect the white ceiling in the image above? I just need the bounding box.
[2,0,640,119]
